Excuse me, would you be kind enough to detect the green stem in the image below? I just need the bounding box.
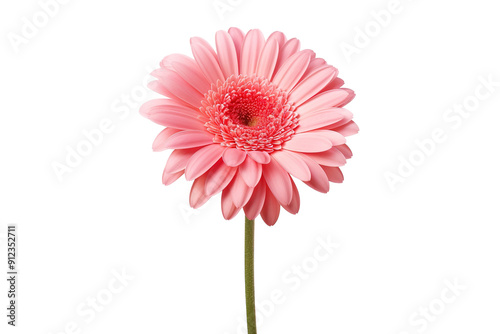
[245,216,257,334]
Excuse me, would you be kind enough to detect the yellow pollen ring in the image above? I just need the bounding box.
[247,117,259,127]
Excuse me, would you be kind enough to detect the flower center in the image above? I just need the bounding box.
[201,75,298,152]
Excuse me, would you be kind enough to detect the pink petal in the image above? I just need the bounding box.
[321,166,344,183]
[247,151,271,164]
[216,30,239,78]
[189,174,210,209]
[321,109,354,129]
[160,53,189,69]
[272,150,311,181]
[262,158,293,205]
[336,144,353,159]
[147,79,199,110]
[282,178,300,214]
[164,148,199,174]
[299,154,330,193]
[272,50,313,92]
[307,130,346,146]
[332,121,359,137]
[154,69,204,108]
[296,89,351,115]
[320,77,345,92]
[204,160,237,196]
[289,66,338,106]
[301,57,326,78]
[163,130,214,150]
[336,88,355,108]
[221,185,240,220]
[152,128,181,151]
[161,54,211,94]
[170,62,211,95]
[240,29,265,76]
[140,99,204,121]
[230,172,254,208]
[306,147,346,167]
[243,179,267,220]
[260,186,280,226]
[222,148,247,167]
[228,27,245,63]
[267,31,286,49]
[140,99,206,128]
[190,37,225,84]
[239,157,262,187]
[295,109,345,133]
[283,133,333,153]
[162,170,184,186]
[273,38,300,78]
[185,144,225,181]
[148,109,206,131]
[147,81,183,104]
[256,38,279,80]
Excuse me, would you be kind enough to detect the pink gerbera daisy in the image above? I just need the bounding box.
[140,28,358,226]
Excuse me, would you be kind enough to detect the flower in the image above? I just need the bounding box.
[140,28,358,226]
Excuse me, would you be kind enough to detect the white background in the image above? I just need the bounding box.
[1,0,500,333]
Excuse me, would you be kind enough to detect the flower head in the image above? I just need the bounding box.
[140,28,358,226]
